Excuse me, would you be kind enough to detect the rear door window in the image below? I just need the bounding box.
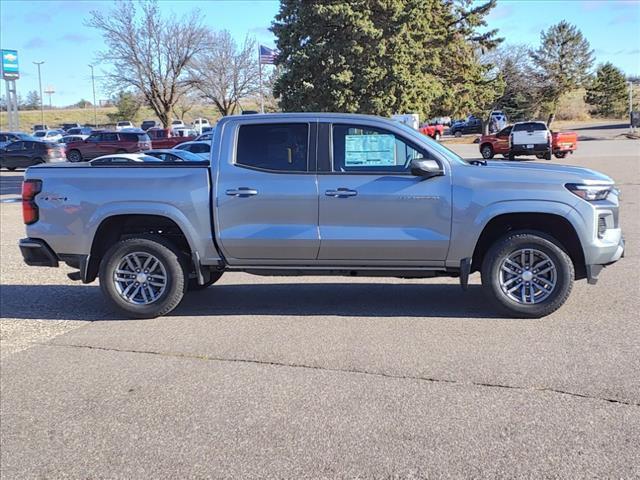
[236,123,309,172]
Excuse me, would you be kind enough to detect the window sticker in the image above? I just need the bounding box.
[344,134,396,166]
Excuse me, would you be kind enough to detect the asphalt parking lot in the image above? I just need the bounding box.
[1,137,639,477]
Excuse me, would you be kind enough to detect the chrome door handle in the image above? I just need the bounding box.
[226,187,258,197]
[325,188,357,197]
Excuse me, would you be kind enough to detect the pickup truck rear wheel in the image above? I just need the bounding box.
[554,152,567,159]
[481,231,574,318]
[99,236,188,319]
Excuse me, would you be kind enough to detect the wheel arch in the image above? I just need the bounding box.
[85,213,195,283]
[471,212,586,280]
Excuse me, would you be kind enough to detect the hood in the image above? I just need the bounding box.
[482,160,614,185]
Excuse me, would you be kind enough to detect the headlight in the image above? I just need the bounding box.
[565,183,613,201]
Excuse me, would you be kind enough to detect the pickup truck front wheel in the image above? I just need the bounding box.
[99,236,188,319]
[481,232,574,318]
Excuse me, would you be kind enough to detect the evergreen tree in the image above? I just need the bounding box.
[24,90,41,110]
[271,0,502,119]
[530,21,594,113]
[585,63,628,118]
[106,91,142,122]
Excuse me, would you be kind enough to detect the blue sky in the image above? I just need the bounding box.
[1,0,638,106]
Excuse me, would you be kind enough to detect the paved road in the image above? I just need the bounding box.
[1,138,639,477]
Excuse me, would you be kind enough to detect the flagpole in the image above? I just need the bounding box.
[258,46,264,113]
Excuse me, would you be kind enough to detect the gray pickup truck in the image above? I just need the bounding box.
[19,113,624,319]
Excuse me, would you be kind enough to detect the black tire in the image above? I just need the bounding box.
[544,150,552,160]
[508,152,515,161]
[480,144,494,159]
[536,153,544,159]
[117,149,127,154]
[99,236,188,319]
[33,157,44,165]
[481,231,574,318]
[68,150,82,162]
[554,152,567,159]
[6,166,17,171]
[454,130,462,138]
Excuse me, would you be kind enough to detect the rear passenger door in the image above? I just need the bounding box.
[99,132,120,155]
[215,121,320,263]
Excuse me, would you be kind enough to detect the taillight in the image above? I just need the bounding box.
[22,179,42,225]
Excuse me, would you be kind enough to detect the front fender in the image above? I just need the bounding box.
[445,199,584,267]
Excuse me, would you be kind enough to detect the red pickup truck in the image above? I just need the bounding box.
[419,123,445,141]
[479,125,578,160]
[147,128,195,149]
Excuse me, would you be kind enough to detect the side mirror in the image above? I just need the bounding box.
[410,157,443,179]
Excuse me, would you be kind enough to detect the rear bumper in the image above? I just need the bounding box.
[511,143,550,155]
[19,238,59,267]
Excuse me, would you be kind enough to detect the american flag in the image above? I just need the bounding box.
[259,45,277,65]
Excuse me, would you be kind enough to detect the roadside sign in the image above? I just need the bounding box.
[1,49,19,80]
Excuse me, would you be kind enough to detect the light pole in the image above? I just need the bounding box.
[89,64,97,127]
[33,61,45,125]
[44,86,55,109]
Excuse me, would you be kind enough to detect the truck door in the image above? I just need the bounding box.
[316,122,451,263]
[215,121,320,262]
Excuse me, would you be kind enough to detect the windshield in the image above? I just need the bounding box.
[34,131,46,137]
[393,121,467,165]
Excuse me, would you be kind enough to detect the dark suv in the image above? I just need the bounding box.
[0,140,66,170]
[65,131,152,162]
[449,116,483,137]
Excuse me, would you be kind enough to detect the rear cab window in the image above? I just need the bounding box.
[513,122,547,132]
[235,123,309,172]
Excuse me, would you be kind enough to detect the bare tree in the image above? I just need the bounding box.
[86,0,211,127]
[172,91,199,121]
[190,31,259,116]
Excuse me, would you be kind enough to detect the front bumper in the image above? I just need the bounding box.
[19,238,59,267]
[586,236,624,284]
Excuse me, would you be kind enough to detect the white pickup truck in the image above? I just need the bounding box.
[509,121,552,160]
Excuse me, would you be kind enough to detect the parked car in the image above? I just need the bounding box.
[174,140,211,158]
[172,127,197,137]
[508,121,552,160]
[419,123,444,140]
[90,153,165,165]
[33,129,65,142]
[146,128,195,149]
[144,149,209,163]
[66,127,93,136]
[140,120,158,131]
[65,130,152,162]
[449,116,482,137]
[59,134,89,143]
[0,131,34,148]
[195,131,214,142]
[32,124,49,132]
[0,140,66,170]
[115,121,134,131]
[488,111,508,132]
[192,118,211,134]
[19,113,624,319]
[60,122,81,132]
[479,126,578,160]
